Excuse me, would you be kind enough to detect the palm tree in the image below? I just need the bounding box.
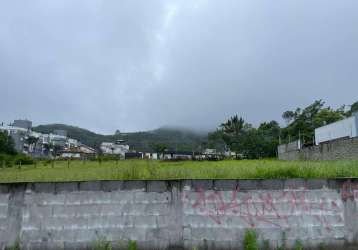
[220,115,245,136]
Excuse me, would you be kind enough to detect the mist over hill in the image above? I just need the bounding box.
[33,124,208,152]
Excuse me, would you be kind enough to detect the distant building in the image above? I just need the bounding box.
[161,151,195,160]
[125,152,143,160]
[100,141,129,157]
[144,152,158,160]
[53,129,67,137]
[0,120,89,158]
[315,112,358,145]
[13,119,32,130]
[59,146,96,159]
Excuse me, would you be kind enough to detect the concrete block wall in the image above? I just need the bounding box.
[0,179,357,249]
[278,136,358,161]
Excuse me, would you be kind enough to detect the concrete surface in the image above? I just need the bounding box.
[0,179,357,249]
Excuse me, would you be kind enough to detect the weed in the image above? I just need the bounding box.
[294,240,303,250]
[243,229,259,250]
[91,235,112,250]
[128,240,137,250]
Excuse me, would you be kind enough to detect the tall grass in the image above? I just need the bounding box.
[0,159,357,183]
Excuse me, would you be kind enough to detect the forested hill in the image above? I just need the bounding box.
[33,124,207,152]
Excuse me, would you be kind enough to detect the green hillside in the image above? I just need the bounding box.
[33,124,207,152]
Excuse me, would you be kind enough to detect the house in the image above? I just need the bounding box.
[59,145,96,159]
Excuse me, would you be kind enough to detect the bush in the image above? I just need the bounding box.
[14,154,34,165]
[243,229,259,250]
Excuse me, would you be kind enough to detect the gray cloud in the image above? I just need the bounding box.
[1,0,357,133]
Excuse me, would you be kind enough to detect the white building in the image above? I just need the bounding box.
[315,112,358,145]
[100,142,129,157]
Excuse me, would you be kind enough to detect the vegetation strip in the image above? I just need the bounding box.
[0,159,357,183]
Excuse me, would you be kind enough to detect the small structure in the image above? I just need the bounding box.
[144,152,158,160]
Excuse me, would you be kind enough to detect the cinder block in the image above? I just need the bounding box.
[145,203,170,216]
[78,205,102,218]
[33,183,56,193]
[147,181,168,192]
[63,241,88,250]
[71,229,97,242]
[261,179,284,190]
[101,180,124,192]
[284,179,306,189]
[133,215,157,228]
[111,191,134,204]
[65,193,84,205]
[86,192,112,205]
[53,205,77,218]
[27,205,53,219]
[55,182,79,193]
[123,181,146,191]
[191,180,214,191]
[43,194,66,206]
[145,192,171,204]
[156,215,171,228]
[79,181,102,191]
[63,217,88,230]
[306,179,328,189]
[183,227,191,240]
[238,180,261,190]
[0,185,9,194]
[41,217,66,231]
[121,227,147,241]
[145,228,170,241]
[100,204,124,216]
[0,206,8,218]
[214,180,237,191]
[0,194,9,206]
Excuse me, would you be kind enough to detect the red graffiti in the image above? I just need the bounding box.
[183,183,348,232]
[341,181,358,201]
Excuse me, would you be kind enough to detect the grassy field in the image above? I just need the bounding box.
[0,159,358,183]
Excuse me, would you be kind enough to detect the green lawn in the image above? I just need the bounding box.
[0,159,358,183]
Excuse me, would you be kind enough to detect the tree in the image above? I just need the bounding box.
[212,116,280,159]
[220,115,245,136]
[281,100,345,144]
[152,143,168,154]
[346,101,358,116]
[0,131,16,155]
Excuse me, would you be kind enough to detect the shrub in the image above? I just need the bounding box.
[243,229,259,250]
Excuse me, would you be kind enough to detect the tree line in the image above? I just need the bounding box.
[208,100,358,159]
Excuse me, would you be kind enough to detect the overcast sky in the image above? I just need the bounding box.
[1,0,357,134]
